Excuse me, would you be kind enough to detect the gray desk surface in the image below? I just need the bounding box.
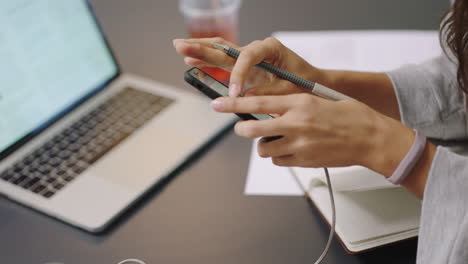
[0,1,448,263]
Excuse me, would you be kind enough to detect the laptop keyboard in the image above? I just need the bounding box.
[0,87,173,198]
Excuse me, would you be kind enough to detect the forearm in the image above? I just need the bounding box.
[307,67,441,198]
[368,114,437,199]
[315,70,401,121]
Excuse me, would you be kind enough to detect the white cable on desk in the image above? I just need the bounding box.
[288,167,336,264]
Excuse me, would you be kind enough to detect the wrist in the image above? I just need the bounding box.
[399,141,436,198]
[364,114,415,177]
[301,64,336,88]
[315,68,337,88]
[364,113,436,198]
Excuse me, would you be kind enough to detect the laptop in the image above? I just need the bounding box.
[0,1,234,232]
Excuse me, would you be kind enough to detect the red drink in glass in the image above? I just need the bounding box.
[187,17,238,84]
[180,0,241,85]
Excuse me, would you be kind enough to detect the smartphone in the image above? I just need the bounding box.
[184,67,281,141]
[184,67,273,121]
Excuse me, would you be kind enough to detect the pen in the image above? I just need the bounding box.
[213,43,353,101]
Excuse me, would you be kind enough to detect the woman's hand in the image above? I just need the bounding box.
[173,37,328,97]
[211,94,415,175]
[174,37,434,198]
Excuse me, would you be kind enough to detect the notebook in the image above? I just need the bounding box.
[291,166,421,253]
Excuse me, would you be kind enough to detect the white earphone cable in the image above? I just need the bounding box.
[288,167,336,264]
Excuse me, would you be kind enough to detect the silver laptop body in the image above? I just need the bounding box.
[0,0,234,232]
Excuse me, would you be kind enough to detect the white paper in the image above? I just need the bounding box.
[245,147,396,196]
[274,30,441,72]
[245,30,441,196]
[245,139,303,196]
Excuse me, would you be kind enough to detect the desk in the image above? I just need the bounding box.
[0,1,447,263]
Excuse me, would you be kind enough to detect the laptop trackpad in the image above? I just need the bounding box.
[88,117,204,191]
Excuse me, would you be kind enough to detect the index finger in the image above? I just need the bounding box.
[229,38,279,96]
[190,37,240,49]
[211,95,292,115]
[173,37,239,69]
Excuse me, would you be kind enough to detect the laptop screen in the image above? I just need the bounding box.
[0,1,118,156]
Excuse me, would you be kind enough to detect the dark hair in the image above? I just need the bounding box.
[441,0,468,94]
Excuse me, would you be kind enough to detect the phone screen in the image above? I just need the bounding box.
[186,68,271,120]
[187,67,230,96]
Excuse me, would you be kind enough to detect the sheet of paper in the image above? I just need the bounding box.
[274,30,441,72]
[245,139,303,196]
[245,30,441,196]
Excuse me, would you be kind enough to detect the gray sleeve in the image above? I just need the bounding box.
[386,55,468,140]
[416,146,468,264]
[387,54,468,263]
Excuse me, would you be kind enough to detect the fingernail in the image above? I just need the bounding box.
[172,39,186,46]
[211,98,225,111]
[229,83,239,97]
